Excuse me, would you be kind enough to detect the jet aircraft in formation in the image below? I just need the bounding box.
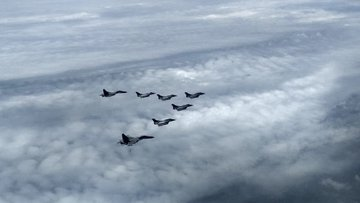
[136,92,155,98]
[157,94,177,101]
[172,104,193,111]
[118,133,154,146]
[185,92,205,99]
[100,89,127,97]
[100,89,205,145]
[152,118,176,126]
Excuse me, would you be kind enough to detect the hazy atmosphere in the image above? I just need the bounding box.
[1,0,360,202]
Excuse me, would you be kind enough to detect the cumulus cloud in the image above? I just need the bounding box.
[321,178,350,191]
[1,0,360,203]
[355,175,360,182]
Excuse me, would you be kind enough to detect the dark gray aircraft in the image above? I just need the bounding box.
[100,89,127,97]
[172,104,193,111]
[136,91,155,98]
[157,94,177,101]
[117,133,154,146]
[185,92,205,99]
[152,118,176,126]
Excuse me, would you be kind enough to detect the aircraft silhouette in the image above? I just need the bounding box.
[136,91,155,98]
[171,104,193,111]
[100,89,127,97]
[117,133,154,146]
[152,118,176,126]
[157,94,177,101]
[185,92,205,99]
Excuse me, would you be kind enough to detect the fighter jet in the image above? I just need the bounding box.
[157,94,177,101]
[171,104,193,111]
[117,133,154,146]
[136,91,155,98]
[185,92,205,99]
[100,89,127,97]
[152,118,176,126]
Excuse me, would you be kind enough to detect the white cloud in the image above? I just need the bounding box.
[0,12,99,24]
[1,0,360,202]
[199,10,258,20]
[321,178,350,191]
[355,174,360,182]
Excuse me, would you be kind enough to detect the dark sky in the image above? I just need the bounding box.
[0,0,360,202]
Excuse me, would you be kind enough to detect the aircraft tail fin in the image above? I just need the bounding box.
[152,118,159,124]
[121,133,130,144]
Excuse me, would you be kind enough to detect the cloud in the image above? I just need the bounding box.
[355,175,360,182]
[321,178,350,191]
[0,12,99,25]
[199,11,258,20]
[1,0,360,203]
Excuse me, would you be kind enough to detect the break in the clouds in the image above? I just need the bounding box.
[1,0,360,202]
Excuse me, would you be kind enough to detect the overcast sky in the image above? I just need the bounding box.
[1,0,360,202]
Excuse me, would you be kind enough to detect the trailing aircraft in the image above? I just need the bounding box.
[117,133,154,146]
[100,89,127,97]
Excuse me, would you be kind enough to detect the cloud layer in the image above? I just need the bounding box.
[1,0,360,202]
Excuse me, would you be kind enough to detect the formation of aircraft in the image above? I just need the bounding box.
[100,89,205,146]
